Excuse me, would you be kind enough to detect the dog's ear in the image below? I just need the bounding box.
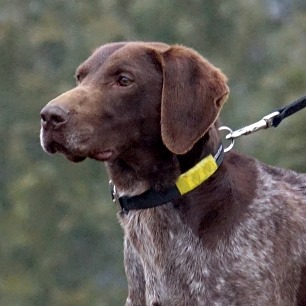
[160,46,229,154]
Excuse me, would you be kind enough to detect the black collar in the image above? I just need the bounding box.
[110,143,224,213]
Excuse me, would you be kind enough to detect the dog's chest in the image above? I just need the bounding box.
[121,207,219,304]
[119,201,303,305]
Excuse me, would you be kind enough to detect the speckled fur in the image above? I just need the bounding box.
[120,162,306,306]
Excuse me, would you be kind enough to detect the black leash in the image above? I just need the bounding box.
[221,94,306,148]
[272,94,306,127]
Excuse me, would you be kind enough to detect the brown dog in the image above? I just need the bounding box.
[40,42,306,306]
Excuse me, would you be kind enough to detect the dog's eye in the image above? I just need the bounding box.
[117,75,133,87]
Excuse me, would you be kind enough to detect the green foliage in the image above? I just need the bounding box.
[0,0,305,305]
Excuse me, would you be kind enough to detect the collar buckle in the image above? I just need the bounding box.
[109,180,129,214]
[109,180,118,203]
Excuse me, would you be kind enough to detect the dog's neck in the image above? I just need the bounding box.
[106,125,257,244]
[106,123,222,197]
[105,137,179,197]
[176,128,219,174]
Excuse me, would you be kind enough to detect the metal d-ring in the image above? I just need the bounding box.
[218,126,235,152]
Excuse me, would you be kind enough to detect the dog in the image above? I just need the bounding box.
[40,42,306,305]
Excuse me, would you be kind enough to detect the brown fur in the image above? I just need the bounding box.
[40,42,306,305]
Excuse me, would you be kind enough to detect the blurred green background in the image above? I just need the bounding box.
[0,1,305,305]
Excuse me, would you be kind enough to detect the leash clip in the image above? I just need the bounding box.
[218,126,235,152]
[221,111,280,141]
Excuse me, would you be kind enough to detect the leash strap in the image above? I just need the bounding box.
[272,94,306,127]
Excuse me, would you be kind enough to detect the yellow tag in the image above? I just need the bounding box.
[175,155,218,195]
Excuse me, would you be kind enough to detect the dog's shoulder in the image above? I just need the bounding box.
[254,160,306,246]
[226,152,306,252]
[256,161,306,207]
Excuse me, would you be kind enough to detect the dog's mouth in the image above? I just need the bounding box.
[44,141,114,163]
[44,141,85,162]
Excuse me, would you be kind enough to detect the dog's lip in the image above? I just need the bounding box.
[90,150,114,162]
[45,141,86,163]
[66,155,86,163]
[44,140,114,162]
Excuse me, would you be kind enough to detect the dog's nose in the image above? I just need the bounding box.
[40,105,69,129]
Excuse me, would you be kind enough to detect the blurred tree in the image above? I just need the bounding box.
[0,1,127,305]
[0,0,305,305]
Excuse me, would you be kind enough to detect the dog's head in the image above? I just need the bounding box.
[40,42,229,162]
